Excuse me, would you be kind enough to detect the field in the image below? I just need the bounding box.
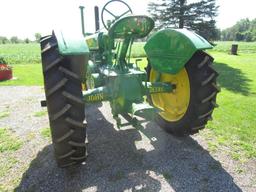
[0,41,256,160]
[0,44,42,85]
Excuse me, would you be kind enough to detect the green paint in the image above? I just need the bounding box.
[107,16,154,72]
[91,73,103,87]
[85,33,100,50]
[83,87,110,102]
[82,15,209,120]
[144,82,173,94]
[83,66,173,114]
[117,36,132,71]
[79,4,214,124]
[108,15,154,39]
[54,30,89,56]
[144,29,213,74]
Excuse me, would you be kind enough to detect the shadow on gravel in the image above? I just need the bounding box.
[16,104,242,192]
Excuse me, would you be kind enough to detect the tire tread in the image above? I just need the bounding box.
[40,34,87,167]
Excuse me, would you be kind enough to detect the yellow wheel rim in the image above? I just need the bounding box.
[82,83,86,91]
[150,68,190,122]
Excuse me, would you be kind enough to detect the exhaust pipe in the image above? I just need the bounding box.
[79,6,86,36]
[94,6,100,31]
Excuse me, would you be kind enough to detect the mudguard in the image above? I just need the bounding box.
[54,30,89,56]
[144,29,213,74]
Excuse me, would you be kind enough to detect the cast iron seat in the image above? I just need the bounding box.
[108,15,155,39]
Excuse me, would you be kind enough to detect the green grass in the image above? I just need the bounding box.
[40,127,51,139]
[212,41,256,54]
[34,110,47,117]
[0,64,43,86]
[205,51,256,160]
[0,111,9,119]
[0,128,22,152]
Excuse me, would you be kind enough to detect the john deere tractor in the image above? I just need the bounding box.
[40,0,220,167]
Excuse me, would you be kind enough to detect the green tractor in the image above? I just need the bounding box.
[40,0,220,167]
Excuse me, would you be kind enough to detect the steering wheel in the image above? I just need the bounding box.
[101,0,133,30]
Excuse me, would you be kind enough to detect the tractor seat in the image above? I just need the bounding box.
[108,15,155,39]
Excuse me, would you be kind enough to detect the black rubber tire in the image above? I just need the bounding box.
[40,34,87,167]
[146,51,220,136]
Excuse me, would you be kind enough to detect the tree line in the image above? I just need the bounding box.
[0,33,41,44]
[221,18,256,42]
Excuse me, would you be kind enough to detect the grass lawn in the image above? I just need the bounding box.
[0,64,43,86]
[206,51,256,160]
[211,41,256,54]
[0,41,256,161]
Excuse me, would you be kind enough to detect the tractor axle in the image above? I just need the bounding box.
[83,81,174,103]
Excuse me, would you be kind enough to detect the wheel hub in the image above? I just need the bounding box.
[150,68,190,122]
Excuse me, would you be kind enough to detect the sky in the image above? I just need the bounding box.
[0,0,255,40]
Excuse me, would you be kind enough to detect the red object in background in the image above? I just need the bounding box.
[0,64,13,81]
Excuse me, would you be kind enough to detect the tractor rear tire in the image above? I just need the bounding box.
[147,51,220,136]
[40,34,87,167]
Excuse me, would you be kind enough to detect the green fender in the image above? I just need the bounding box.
[54,30,89,56]
[144,29,213,74]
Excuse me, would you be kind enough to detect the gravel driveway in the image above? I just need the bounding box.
[0,86,255,192]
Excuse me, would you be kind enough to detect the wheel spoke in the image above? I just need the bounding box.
[117,10,131,19]
[105,8,118,19]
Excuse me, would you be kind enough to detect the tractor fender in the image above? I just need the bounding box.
[53,30,89,56]
[144,28,213,74]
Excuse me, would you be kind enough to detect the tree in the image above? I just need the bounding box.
[221,18,256,42]
[24,38,30,44]
[148,0,219,40]
[35,33,41,43]
[10,36,19,44]
[0,36,9,44]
